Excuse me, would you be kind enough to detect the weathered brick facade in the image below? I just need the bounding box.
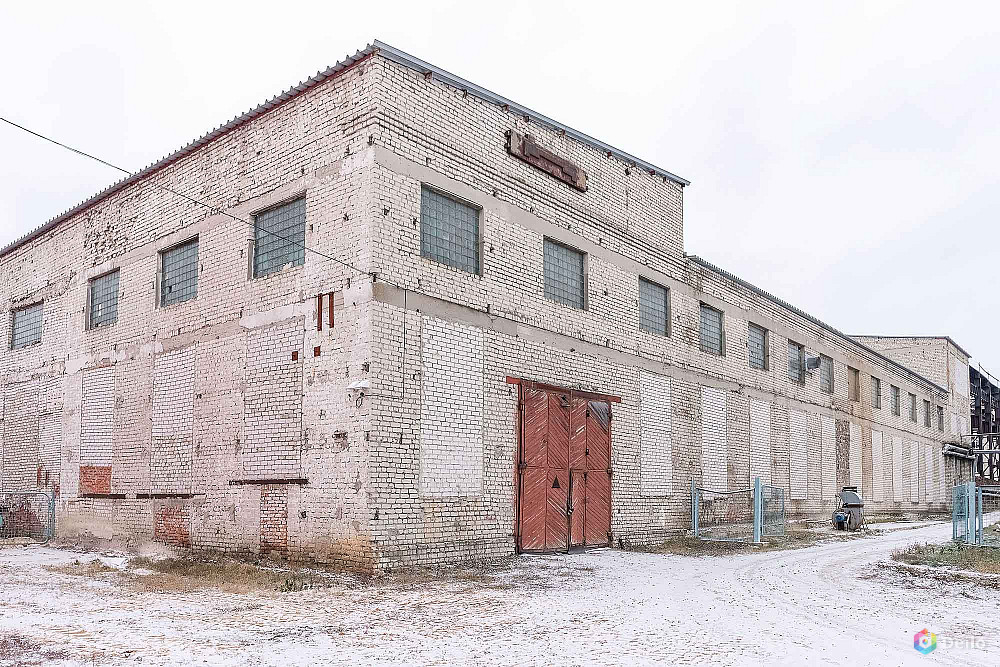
[0,42,974,570]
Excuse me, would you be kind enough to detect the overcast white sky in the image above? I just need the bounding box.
[2,1,998,374]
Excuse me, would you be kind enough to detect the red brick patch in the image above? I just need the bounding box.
[79,466,112,495]
[154,505,191,547]
[260,485,288,556]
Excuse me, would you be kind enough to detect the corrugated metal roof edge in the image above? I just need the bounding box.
[373,40,690,188]
[686,254,949,396]
[0,43,379,260]
[849,334,972,361]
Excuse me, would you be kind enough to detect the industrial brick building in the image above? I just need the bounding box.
[0,41,974,570]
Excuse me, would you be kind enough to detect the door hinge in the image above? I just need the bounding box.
[606,468,613,476]
[518,462,527,471]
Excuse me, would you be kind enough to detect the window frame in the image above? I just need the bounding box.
[819,354,834,394]
[747,322,768,370]
[847,366,860,401]
[788,340,805,384]
[698,303,725,356]
[10,301,43,350]
[158,236,200,308]
[86,268,121,330]
[419,185,483,275]
[890,385,900,416]
[251,195,307,279]
[908,392,917,422]
[871,376,882,409]
[937,405,945,432]
[923,399,932,428]
[638,277,670,337]
[542,237,587,310]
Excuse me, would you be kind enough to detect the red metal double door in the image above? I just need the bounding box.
[518,385,612,552]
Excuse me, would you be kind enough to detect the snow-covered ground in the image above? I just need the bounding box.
[1,520,996,666]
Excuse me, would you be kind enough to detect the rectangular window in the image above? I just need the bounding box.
[788,340,805,384]
[88,270,120,329]
[819,355,833,393]
[923,399,932,427]
[543,239,585,309]
[871,376,882,409]
[253,197,306,278]
[748,323,768,370]
[638,278,669,336]
[160,237,199,307]
[908,393,917,422]
[937,405,944,432]
[10,302,43,349]
[848,367,860,401]
[699,304,724,356]
[420,186,479,274]
[891,385,900,416]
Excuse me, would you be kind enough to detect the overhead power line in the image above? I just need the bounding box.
[0,115,373,280]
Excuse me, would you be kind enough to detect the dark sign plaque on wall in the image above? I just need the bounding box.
[506,130,588,192]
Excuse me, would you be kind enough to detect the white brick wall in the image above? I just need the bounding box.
[80,367,114,467]
[151,346,196,493]
[789,410,808,500]
[700,386,726,489]
[639,372,672,496]
[748,398,770,486]
[821,416,836,499]
[871,430,884,502]
[892,436,904,502]
[419,316,484,497]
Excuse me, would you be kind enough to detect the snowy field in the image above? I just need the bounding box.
[1,520,997,666]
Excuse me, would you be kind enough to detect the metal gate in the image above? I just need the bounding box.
[953,483,973,543]
[760,483,786,538]
[516,382,614,552]
[0,492,55,543]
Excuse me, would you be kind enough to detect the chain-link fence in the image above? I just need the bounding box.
[976,486,1000,548]
[953,483,971,543]
[0,492,55,543]
[691,478,784,543]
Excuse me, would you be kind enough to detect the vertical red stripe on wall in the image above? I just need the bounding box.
[316,294,323,331]
[328,292,335,327]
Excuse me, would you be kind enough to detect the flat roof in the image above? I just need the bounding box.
[1,40,688,260]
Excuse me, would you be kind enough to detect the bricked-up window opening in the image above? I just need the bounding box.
[891,385,900,416]
[160,238,199,306]
[253,197,306,278]
[748,322,768,370]
[420,186,480,274]
[10,302,43,349]
[88,270,119,329]
[819,354,834,393]
[908,392,917,422]
[788,340,805,384]
[937,405,945,431]
[699,304,724,356]
[923,399,932,427]
[638,278,669,336]
[871,376,882,409]
[848,367,860,401]
[543,238,585,309]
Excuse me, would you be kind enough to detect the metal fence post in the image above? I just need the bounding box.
[753,477,762,544]
[690,479,698,537]
[977,486,984,546]
[967,481,977,545]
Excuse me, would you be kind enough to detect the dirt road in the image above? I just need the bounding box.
[0,520,995,666]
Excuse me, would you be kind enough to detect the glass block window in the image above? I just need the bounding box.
[748,323,767,370]
[848,367,860,401]
[908,393,917,422]
[254,197,306,278]
[923,399,932,427]
[819,355,833,393]
[788,341,805,384]
[638,278,669,335]
[420,186,479,274]
[88,270,119,329]
[937,405,944,431]
[871,376,882,409]
[699,304,724,356]
[10,302,43,349]
[891,385,900,415]
[543,239,585,309]
[160,238,199,307]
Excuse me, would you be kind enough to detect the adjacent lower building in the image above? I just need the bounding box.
[0,41,973,570]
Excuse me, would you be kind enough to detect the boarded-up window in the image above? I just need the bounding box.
[789,409,808,499]
[908,393,917,422]
[11,302,43,349]
[700,386,727,489]
[871,376,882,409]
[871,430,884,501]
[748,323,767,370]
[890,385,900,416]
[937,406,944,432]
[819,355,833,393]
[420,187,479,274]
[88,270,119,329]
[907,440,918,501]
[892,436,903,501]
[699,304,724,356]
[788,341,805,384]
[639,372,672,495]
[849,422,861,494]
[923,399,931,428]
[151,347,195,494]
[638,278,669,336]
[254,197,306,278]
[848,367,860,401]
[420,317,484,497]
[543,239,585,309]
[160,238,199,306]
[749,399,771,485]
[821,416,836,498]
